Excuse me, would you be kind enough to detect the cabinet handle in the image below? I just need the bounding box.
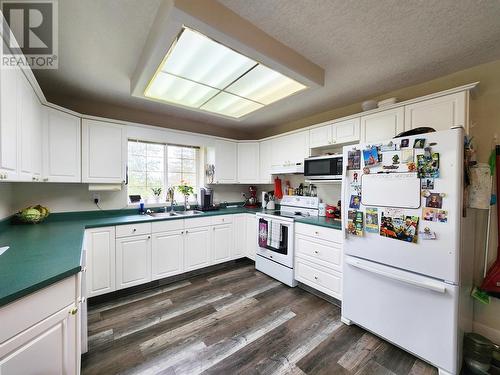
[270,255,273,258]
[315,231,319,235]
[147,235,151,239]
[185,230,188,234]
[43,178,49,182]
[181,231,184,234]
[82,266,87,272]
[314,250,319,254]
[314,276,318,280]
[133,228,136,232]
[69,307,78,315]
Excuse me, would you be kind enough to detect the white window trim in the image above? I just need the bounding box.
[127,140,200,206]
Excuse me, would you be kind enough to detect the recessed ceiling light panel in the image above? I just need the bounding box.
[144,27,308,118]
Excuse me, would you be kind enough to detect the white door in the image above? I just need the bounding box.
[43,108,81,182]
[0,304,78,375]
[245,214,257,260]
[212,224,232,264]
[151,230,184,280]
[31,99,43,179]
[309,124,332,148]
[85,227,116,297]
[82,119,126,183]
[333,118,360,144]
[271,131,309,167]
[116,234,152,289]
[259,139,273,183]
[404,92,467,132]
[232,214,247,259]
[214,139,237,183]
[184,226,211,271]
[0,52,19,181]
[360,107,404,143]
[237,142,259,183]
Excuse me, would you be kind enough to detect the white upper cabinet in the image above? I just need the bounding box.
[237,142,259,183]
[18,72,42,181]
[335,118,361,144]
[206,139,237,184]
[310,118,360,148]
[271,131,309,167]
[43,108,81,183]
[360,107,404,143]
[0,45,20,181]
[82,119,126,183]
[404,92,467,132]
[309,124,332,148]
[259,139,273,184]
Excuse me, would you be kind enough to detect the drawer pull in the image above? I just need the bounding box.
[315,231,319,235]
[69,307,78,315]
[314,276,318,280]
[133,228,137,232]
[314,250,319,254]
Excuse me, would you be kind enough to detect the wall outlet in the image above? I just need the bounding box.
[92,193,100,204]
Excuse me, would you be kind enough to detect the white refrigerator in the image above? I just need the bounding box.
[341,128,474,375]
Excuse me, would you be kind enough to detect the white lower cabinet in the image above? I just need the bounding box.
[294,223,343,300]
[232,214,247,259]
[152,230,184,280]
[116,234,152,289]
[184,226,211,271]
[0,276,80,375]
[245,214,257,260]
[85,227,116,298]
[212,224,233,263]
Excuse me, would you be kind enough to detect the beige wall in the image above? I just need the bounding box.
[0,183,12,220]
[263,58,500,341]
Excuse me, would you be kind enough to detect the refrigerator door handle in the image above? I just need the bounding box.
[346,258,446,294]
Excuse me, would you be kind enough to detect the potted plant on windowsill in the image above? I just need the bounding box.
[176,180,194,211]
[151,187,162,203]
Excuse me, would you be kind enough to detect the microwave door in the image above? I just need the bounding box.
[305,158,333,177]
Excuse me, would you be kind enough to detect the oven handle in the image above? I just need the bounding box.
[345,258,446,293]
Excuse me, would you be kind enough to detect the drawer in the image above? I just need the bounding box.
[184,216,212,229]
[295,223,342,243]
[0,276,77,343]
[115,222,151,238]
[295,235,342,270]
[151,219,184,233]
[211,215,233,225]
[295,258,342,300]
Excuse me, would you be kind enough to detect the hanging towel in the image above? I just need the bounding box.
[258,219,268,248]
[274,177,283,199]
[270,221,282,249]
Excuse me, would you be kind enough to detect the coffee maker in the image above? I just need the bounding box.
[199,187,214,210]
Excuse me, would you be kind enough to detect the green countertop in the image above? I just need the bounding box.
[295,216,342,230]
[0,206,341,308]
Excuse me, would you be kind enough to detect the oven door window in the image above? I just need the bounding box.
[258,218,289,255]
[305,158,333,177]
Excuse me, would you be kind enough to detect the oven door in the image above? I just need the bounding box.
[256,214,294,268]
[304,156,343,179]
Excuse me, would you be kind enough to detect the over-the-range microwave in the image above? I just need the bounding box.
[304,154,343,180]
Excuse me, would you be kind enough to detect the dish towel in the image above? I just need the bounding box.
[258,219,268,248]
[269,221,282,249]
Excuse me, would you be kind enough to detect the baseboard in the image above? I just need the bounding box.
[473,321,500,344]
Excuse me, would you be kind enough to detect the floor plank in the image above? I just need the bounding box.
[82,263,439,375]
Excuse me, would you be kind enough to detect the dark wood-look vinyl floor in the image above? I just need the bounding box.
[82,262,439,375]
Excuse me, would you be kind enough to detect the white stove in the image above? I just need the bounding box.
[255,196,319,287]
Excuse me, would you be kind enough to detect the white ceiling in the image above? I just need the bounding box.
[34,0,500,136]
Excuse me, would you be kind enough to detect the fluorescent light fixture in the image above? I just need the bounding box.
[144,27,308,118]
[200,92,263,118]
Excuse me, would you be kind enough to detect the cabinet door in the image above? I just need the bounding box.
[259,139,273,183]
[309,124,332,148]
[237,142,259,183]
[31,100,43,178]
[245,214,257,260]
[212,224,233,264]
[85,227,116,297]
[152,230,184,280]
[0,304,78,375]
[333,118,360,144]
[232,214,247,259]
[43,108,81,182]
[404,92,467,132]
[271,131,309,167]
[116,234,152,289]
[214,139,237,183]
[360,107,404,143]
[82,119,126,183]
[184,226,211,271]
[17,74,36,181]
[0,49,19,180]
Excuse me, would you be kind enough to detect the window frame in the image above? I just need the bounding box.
[127,139,200,204]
